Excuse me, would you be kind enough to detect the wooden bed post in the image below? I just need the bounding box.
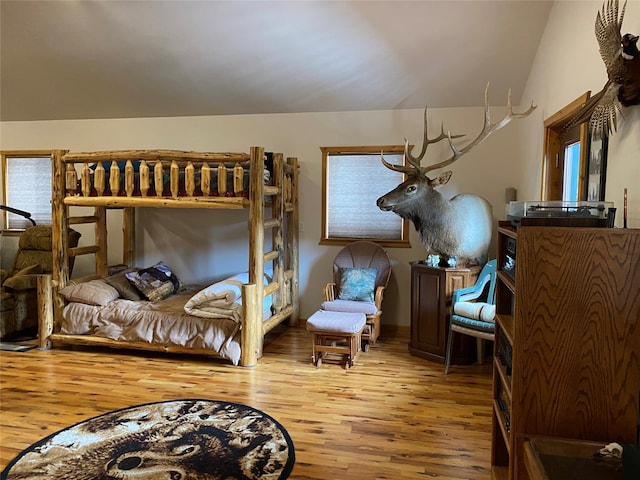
[51,149,71,323]
[241,283,260,367]
[271,153,284,313]
[95,206,108,277]
[37,274,53,350]
[288,156,300,324]
[122,207,135,268]
[243,146,266,367]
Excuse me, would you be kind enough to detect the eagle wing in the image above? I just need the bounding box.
[595,0,626,79]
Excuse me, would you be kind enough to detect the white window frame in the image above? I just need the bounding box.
[1,150,54,232]
[321,145,410,248]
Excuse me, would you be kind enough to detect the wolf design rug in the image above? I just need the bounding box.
[1,399,295,480]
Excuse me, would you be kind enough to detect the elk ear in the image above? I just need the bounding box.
[432,171,453,187]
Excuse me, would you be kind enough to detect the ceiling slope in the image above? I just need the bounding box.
[0,0,553,121]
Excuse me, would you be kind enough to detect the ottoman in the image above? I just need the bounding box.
[306,310,366,369]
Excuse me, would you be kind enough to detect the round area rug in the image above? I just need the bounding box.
[1,399,295,480]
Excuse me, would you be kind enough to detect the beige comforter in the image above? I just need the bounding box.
[60,288,245,364]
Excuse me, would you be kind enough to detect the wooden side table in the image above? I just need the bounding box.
[409,262,481,364]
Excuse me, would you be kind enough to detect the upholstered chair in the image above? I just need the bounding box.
[1,225,81,338]
[321,241,392,349]
[444,259,497,374]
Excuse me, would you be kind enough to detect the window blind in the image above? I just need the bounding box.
[326,153,404,240]
[5,156,52,229]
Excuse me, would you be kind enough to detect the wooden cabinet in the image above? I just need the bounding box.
[409,262,481,364]
[492,224,517,480]
[522,437,622,480]
[491,222,640,480]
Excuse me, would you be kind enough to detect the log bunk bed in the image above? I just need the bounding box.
[38,146,299,367]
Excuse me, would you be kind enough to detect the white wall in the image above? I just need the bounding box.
[2,0,638,326]
[1,104,524,325]
[517,0,640,226]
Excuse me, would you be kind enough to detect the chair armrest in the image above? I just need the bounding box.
[374,286,385,309]
[0,269,9,285]
[2,273,39,292]
[323,282,337,302]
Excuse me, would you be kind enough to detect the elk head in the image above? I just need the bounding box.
[376,84,536,266]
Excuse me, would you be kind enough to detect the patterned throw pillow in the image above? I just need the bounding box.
[125,261,183,302]
[338,267,377,302]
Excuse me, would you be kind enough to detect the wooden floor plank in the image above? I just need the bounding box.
[0,324,493,479]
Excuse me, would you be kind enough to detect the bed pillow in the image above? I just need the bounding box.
[105,268,144,301]
[125,261,183,302]
[59,279,120,306]
[338,267,377,302]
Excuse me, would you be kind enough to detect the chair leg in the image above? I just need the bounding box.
[444,329,454,375]
[476,337,484,365]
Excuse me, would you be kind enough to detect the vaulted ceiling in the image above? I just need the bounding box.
[0,0,553,121]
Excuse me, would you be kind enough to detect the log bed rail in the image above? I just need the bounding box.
[39,146,299,367]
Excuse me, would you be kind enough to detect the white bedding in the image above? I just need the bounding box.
[184,271,272,320]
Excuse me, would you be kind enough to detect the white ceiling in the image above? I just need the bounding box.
[0,0,553,122]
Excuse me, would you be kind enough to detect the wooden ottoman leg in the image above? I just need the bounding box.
[311,332,316,365]
[344,332,358,368]
[348,334,356,368]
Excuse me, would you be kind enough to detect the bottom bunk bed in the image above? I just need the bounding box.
[38,147,299,367]
[46,270,289,366]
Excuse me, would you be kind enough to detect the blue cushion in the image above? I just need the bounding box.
[451,314,496,333]
[338,267,377,302]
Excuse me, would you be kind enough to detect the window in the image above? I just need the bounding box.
[562,139,581,201]
[1,151,53,231]
[321,145,410,247]
[541,93,590,201]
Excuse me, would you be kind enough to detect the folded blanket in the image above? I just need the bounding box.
[453,301,496,323]
[184,271,272,322]
[184,275,244,322]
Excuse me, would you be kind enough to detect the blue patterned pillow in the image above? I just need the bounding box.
[338,267,377,302]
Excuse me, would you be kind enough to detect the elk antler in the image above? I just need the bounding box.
[380,108,465,175]
[381,83,537,176]
[405,107,466,168]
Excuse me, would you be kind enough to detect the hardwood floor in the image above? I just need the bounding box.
[0,324,493,479]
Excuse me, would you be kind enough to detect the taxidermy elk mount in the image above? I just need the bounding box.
[376,84,536,267]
